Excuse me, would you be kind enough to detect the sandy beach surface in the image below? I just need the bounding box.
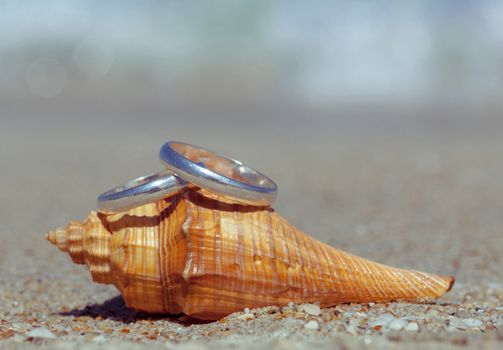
[1,118,502,349]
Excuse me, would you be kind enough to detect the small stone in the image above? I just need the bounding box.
[405,322,419,332]
[447,316,466,330]
[388,318,408,331]
[462,318,483,328]
[304,320,319,330]
[26,327,56,339]
[300,303,321,316]
[11,323,27,330]
[369,313,396,328]
[243,308,251,314]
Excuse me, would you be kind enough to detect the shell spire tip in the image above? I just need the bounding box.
[46,227,68,252]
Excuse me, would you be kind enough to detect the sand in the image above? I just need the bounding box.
[1,121,502,349]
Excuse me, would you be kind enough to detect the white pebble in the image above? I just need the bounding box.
[244,307,251,314]
[300,303,321,316]
[462,318,483,328]
[405,322,419,332]
[369,313,396,327]
[388,318,408,331]
[26,327,56,339]
[304,320,319,330]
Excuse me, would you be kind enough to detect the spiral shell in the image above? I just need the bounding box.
[47,189,454,320]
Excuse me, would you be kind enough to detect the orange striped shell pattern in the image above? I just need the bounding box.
[47,189,454,320]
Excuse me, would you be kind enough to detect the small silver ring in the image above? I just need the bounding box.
[159,141,277,206]
[97,170,185,212]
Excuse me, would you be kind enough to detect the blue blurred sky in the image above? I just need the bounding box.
[1,1,502,116]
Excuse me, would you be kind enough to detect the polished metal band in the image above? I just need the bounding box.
[97,170,185,212]
[159,141,277,206]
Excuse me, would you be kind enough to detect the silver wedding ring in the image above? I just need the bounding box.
[97,170,185,212]
[97,141,277,212]
[159,141,277,206]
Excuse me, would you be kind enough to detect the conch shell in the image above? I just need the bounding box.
[47,189,454,320]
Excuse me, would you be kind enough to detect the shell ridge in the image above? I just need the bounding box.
[287,218,309,297]
[212,205,223,316]
[319,243,340,294]
[360,257,390,297]
[181,201,196,282]
[306,234,326,294]
[265,210,279,293]
[248,209,260,293]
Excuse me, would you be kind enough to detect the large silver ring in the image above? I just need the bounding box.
[159,141,278,206]
[97,170,185,212]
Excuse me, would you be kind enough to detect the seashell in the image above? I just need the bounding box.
[47,189,454,320]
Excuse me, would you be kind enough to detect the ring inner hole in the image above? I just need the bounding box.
[172,143,274,188]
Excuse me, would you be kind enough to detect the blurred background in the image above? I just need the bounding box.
[1,0,503,132]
